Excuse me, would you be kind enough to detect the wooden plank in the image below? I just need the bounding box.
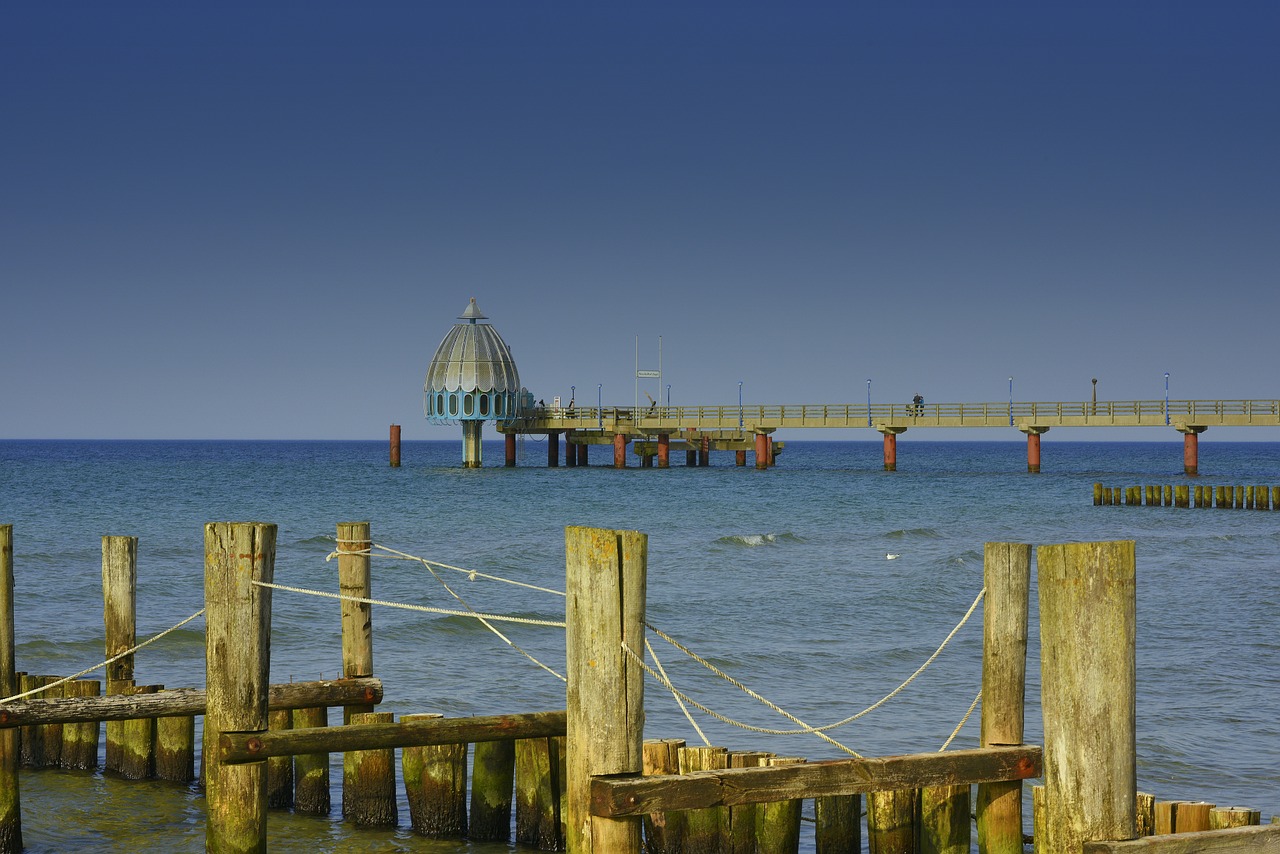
[220,709,566,764]
[591,745,1041,817]
[0,677,383,727]
[1082,824,1280,854]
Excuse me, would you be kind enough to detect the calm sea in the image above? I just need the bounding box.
[1,438,1277,851]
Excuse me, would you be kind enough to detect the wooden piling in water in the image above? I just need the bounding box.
[757,755,806,854]
[515,735,564,849]
[566,525,646,853]
[1210,807,1261,829]
[266,708,293,809]
[402,713,467,837]
[678,745,729,852]
[102,534,138,776]
[61,679,101,770]
[728,750,772,852]
[1135,792,1155,836]
[867,787,919,854]
[0,524,21,854]
[115,683,160,779]
[155,706,195,782]
[292,706,330,815]
[37,676,64,767]
[815,790,861,854]
[389,424,401,467]
[204,521,276,853]
[343,710,397,827]
[17,675,40,767]
[469,737,516,841]
[921,784,969,854]
[642,738,685,853]
[1037,540,1136,854]
[337,521,374,724]
[1174,801,1213,833]
[978,542,1031,854]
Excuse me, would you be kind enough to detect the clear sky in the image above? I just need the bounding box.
[3,2,1277,441]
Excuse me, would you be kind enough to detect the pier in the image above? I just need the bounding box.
[488,398,1280,473]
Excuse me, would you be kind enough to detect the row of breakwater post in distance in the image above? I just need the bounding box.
[1,523,1277,852]
[1094,483,1280,509]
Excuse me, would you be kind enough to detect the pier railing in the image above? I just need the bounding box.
[508,398,1280,433]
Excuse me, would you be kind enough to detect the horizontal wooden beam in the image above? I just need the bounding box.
[1083,824,1280,854]
[0,677,382,727]
[219,709,567,764]
[591,744,1041,817]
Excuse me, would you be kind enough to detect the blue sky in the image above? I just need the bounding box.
[3,2,1277,441]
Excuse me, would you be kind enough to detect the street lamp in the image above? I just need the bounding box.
[597,384,602,428]
[570,385,575,411]
[1092,377,1097,415]
[1164,372,1170,425]
[866,379,872,426]
[738,381,744,428]
[666,384,671,414]
[1008,377,1014,426]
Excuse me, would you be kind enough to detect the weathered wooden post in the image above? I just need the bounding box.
[102,534,137,775]
[61,679,102,770]
[292,706,331,815]
[978,542,1031,854]
[729,750,772,851]
[868,788,919,854]
[155,706,195,782]
[516,735,564,849]
[470,738,516,841]
[402,713,467,837]
[921,784,969,854]
[642,738,686,853]
[680,745,729,851]
[1037,541,1136,854]
[0,524,22,853]
[389,424,401,467]
[343,711,397,827]
[337,521,374,724]
[204,521,276,853]
[565,526,646,854]
[815,791,860,854]
[757,755,806,853]
[265,709,293,809]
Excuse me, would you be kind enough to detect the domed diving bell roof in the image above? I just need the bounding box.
[424,298,522,397]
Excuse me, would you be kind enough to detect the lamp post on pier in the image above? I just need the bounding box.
[1009,377,1014,426]
[597,384,602,428]
[867,379,872,426]
[666,384,671,416]
[1092,377,1097,415]
[738,381,744,428]
[1165,373,1170,425]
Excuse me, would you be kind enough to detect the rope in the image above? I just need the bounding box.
[0,608,206,704]
[253,580,565,627]
[622,640,863,756]
[329,540,566,598]
[645,636,710,747]
[939,690,981,751]
[648,585,986,735]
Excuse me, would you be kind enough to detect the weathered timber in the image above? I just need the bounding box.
[921,784,969,854]
[204,521,275,854]
[757,756,806,854]
[868,786,919,854]
[1038,541,1136,854]
[337,521,374,725]
[0,524,21,854]
[516,735,564,850]
[402,713,467,837]
[565,525,646,854]
[291,706,330,816]
[1210,808,1261,829]
[814,791,860,854]
[728,751,772,853]
[642,738,686,854]
[679,745,730,853]
[1081,824,1280,854]
[221,709,565,764]
[343,711,397,828]
[977,542,1031,854]
[1136,792,1156,836]
[155,710,196,783]
[113,683,159,779]
[591,745,1041,816]
[265,709,293,809]
[0,678,382,728]
[469,738,516,842]
[60,680,101,770]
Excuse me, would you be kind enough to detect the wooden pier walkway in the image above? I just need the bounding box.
[489,399,1280,474]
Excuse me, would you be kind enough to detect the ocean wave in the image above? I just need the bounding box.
[713,532,803,548]
[885,527,943,539]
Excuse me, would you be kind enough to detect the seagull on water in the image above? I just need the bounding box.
[886,553,901,560]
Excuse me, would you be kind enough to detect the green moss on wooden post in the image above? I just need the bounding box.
[0,524,22,853]
[343,711,397,827]
[469,738,515,842]
[402,714,467,837]
[292,706,330,815]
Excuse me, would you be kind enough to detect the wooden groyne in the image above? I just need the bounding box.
[1094,483,1280,509]
[1,522,1276,852]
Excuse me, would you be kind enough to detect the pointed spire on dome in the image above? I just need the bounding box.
[459,297,487,323]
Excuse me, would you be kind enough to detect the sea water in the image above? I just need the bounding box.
[1,439,1277,852]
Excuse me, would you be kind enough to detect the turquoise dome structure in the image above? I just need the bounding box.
[424,298,524,466]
